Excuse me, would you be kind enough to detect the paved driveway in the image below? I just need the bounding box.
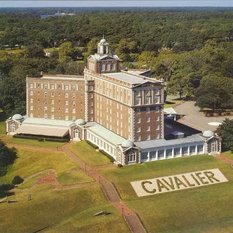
[173,101,233,132]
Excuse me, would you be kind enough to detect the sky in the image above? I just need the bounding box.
[0,0,233,8]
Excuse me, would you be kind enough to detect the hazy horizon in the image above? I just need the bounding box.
[1,1,233,8]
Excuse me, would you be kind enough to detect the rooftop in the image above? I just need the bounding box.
[102,71,160,86]
[22,118,75,127]
[90,54,119,61]
[135,134,204,150]
[87,123,127,146]
[28,74,84,81]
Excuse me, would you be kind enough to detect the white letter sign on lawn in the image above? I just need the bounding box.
[131,169,228,197]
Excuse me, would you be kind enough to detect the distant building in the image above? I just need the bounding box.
[6,38,222,165]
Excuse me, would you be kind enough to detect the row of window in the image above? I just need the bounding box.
[86,132,115,157]
[29,82,79,91]
[136,116,160,123]
[141,145,204,161]
[95,80,131,104]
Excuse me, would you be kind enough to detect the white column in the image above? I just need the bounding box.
[180,147,182,157]
[156,151,158,160]
[164,149,166,159]
[188,146,190,156]
[195,145,198,155]
[148,151,150,161]
[172,148,175,158]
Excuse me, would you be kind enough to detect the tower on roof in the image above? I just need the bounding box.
[97,36,109,55]
[86,37,120,74]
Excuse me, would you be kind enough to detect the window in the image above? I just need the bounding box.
[50,84,55,90]
[65,116,69,120]
[30,99,33,104]
[174,148,180,157]
[65,100,68,106]
[182,147,188,156]
[30,106,33,111]
[166,149,173,158]
[147,134,151,140]
[30,83,34,88]
[190,146,196,155]
[44,84,48,89]
[44,106,47,111]
[71,85,76,91]
[51,92,54,97]
[30,91,33,96]
[146,107,150,112]
[158,150,164,159]
[141,152,148,161]
[65,93,69,98]
[145,91,151,104]
[150,151,157,160]
[137,117,141,123]
[146,116,150,122]
[51,99,54,105]
[101,64,106,71]
[64,85,69,90]
[135,91,142,105]
[211,142,217,152]
[51,107,54,112]
[137,127,141,133]
[128,152,136,163]
[197,145,204,154]
[147,126,150,131]
[154,96,160,103]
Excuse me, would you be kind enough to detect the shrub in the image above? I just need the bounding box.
[12,175,24,185]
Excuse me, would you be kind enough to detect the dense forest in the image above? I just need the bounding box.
[0,9,232,116]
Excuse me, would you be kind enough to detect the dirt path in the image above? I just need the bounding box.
[216,155,233,168]
[62,143,147,233]
[16,169,95,192]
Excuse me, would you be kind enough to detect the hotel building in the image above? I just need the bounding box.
[6,38,222,165]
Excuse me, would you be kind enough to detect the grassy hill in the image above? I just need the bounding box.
[102,154,233,233]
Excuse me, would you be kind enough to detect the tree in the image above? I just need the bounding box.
[217,119,233,152]
[195,76,232,112]
[0,140,17,176]
[58,41,74,63]
[25,44,45,58]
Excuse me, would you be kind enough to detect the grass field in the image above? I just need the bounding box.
[0,144,129,233]
[0,147,92,186]
[1,115,233,232]
[70,141,112,166]
[0,184,129,233]
[102,154,233,233]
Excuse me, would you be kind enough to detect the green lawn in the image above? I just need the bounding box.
[0,145,129,233]
[0,147,92,186]
[102,155,233,233]
[0,135,65,148]
[0,184,129,233]
[70,141,112,166]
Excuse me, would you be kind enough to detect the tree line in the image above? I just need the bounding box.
[0,9,232,116]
